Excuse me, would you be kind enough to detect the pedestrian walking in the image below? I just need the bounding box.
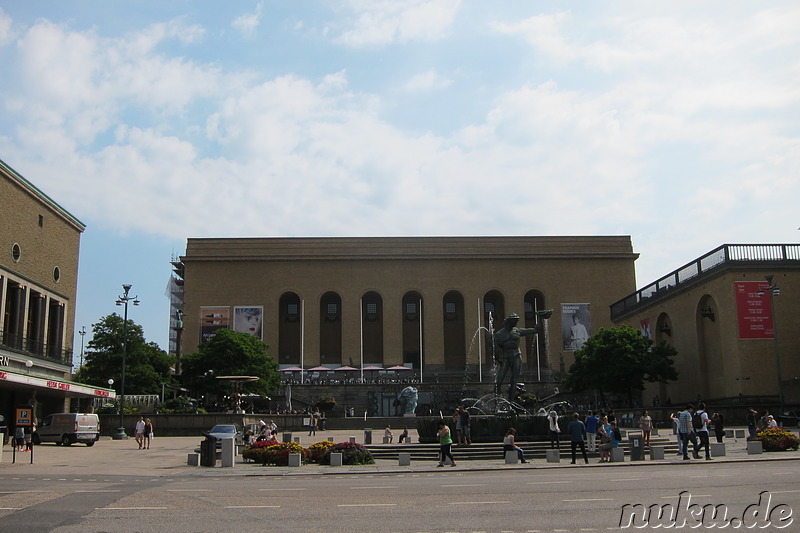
[143,418,154,449]
[567,413,589,464]
[436,420,457,467]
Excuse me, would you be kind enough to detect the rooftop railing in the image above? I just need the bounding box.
[0,329,73,366]
[611,244,800,321]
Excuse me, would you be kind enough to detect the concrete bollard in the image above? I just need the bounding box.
[649,446,665,460]
[398,453,411,466]
[383,436,391,444]
[724,429,733,438]
[710,442,726,457]
[221,438,235,468]
[349,436,356,443]
[328,437,334,442]
[288,453,302,467]
[734,429,746,439]
[329,452,343,467]
[294,437,301,444]
[747,441,763,455]
[505,451,518,464]
[611,447,625,462]
[187,453,200,466]
[546,449,560,463]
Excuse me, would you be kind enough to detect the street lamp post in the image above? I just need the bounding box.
[113,284,139,440]
[174,309,184,376]
[78,326,86,369]
[763,275,784,416]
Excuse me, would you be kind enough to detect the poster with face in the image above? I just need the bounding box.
[234,306,263,339]
[200,306,230,343]
[561,303,591,351]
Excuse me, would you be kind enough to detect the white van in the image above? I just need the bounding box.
[34,413,100,446]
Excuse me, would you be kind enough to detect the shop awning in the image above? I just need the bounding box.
[0,369,116,399]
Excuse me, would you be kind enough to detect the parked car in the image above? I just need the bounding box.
[778,412,800,428]
[33,413,100,446]
[204,424,242,446]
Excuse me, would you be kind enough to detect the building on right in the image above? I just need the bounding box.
[611,244,800,411]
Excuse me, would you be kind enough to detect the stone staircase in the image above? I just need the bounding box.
[366,435,680,462]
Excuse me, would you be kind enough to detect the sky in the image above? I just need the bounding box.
[0,1,798,355]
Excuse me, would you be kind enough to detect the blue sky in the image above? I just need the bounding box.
[0,1,798,354]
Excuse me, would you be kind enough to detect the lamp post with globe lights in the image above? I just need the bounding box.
[113,284,139,440]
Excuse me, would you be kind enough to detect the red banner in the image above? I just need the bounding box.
[735,281,774,339]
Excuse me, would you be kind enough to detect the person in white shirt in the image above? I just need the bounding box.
[134,417,146,449]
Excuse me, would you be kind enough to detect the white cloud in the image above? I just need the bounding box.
[232,1,264,37]
[0,8,13,46]
[404,69,452,92]
[335,0,461,47]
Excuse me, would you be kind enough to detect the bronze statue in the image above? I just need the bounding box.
[494,310,552,399]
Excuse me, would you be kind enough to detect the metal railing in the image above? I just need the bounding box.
[611,244,800,320]
[0,329,73,366]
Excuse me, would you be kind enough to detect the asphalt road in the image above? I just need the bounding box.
[2,455,799,532]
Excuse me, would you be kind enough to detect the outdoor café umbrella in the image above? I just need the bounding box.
[281,366,304,372]
[308,366,332,372]
[387,365,412,371]
[334,365,358,371]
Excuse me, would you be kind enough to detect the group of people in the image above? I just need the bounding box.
[13,424,34,452]
[670,402,729,460]
[133,417,154,449]
[243,419,280,445]
[451,406,472,446]
[746,407,778,438]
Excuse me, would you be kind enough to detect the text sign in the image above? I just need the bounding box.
[735,281,774,339]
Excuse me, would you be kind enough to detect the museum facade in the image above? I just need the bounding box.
[177,235,639,383]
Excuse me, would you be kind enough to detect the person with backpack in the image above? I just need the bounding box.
[694,403,712,460]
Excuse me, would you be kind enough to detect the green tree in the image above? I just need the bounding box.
[181,328,279,400]
[563,325,678,406]
[74,314,176,395]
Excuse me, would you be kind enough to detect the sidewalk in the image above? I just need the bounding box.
[1,428,798,478]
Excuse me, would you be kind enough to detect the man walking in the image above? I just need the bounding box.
[134,416,145,449]
[677,405,698,460]
[695,403,712,460]
[568,413,589,464]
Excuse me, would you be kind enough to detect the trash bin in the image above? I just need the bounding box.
[282,432,292,443]
[364,428,372,445]
[200,435,217,467]
[628,434,644,461]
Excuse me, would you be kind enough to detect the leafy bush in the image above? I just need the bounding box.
[308,440,335,463]
[159,396,197,414]
[321,441,375,465]
[242,441,309,465]
[758,427,800,451]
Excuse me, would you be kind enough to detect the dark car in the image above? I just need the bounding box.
[778,412,800,428]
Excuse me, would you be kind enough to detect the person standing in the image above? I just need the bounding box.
[436,420,457,467]
[134,417,146,449]
[639,410,653,446]
[746,407,758,439]
[695,403,711,460]
[585,411,600,454]
[308,411,318,436]
[547,410,560,449]
[567,413,589,464]
[143,418,154,449]
[453,409,463,445]
[14,426,25,452]
[459,406,472,446]
[712,412,725,443]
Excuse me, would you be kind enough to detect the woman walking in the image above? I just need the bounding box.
[143,418,154,449]
[436,420,457,467]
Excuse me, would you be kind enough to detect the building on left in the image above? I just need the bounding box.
[1,157,115,437]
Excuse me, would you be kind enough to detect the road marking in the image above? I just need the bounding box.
[771,490,800,494]
[350,486,397,490]
[225,505,280,508]
[610,478,640,481]
[258,488,306,491]
[661,494,711,498]
[167,489,212,492]
[99,507,168,510]
[338,503,397,507]
[563,498,613,502]
[526,481,569,485]
[441,483,486,487]
[76,490,121,493]
[448,501,510,505]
